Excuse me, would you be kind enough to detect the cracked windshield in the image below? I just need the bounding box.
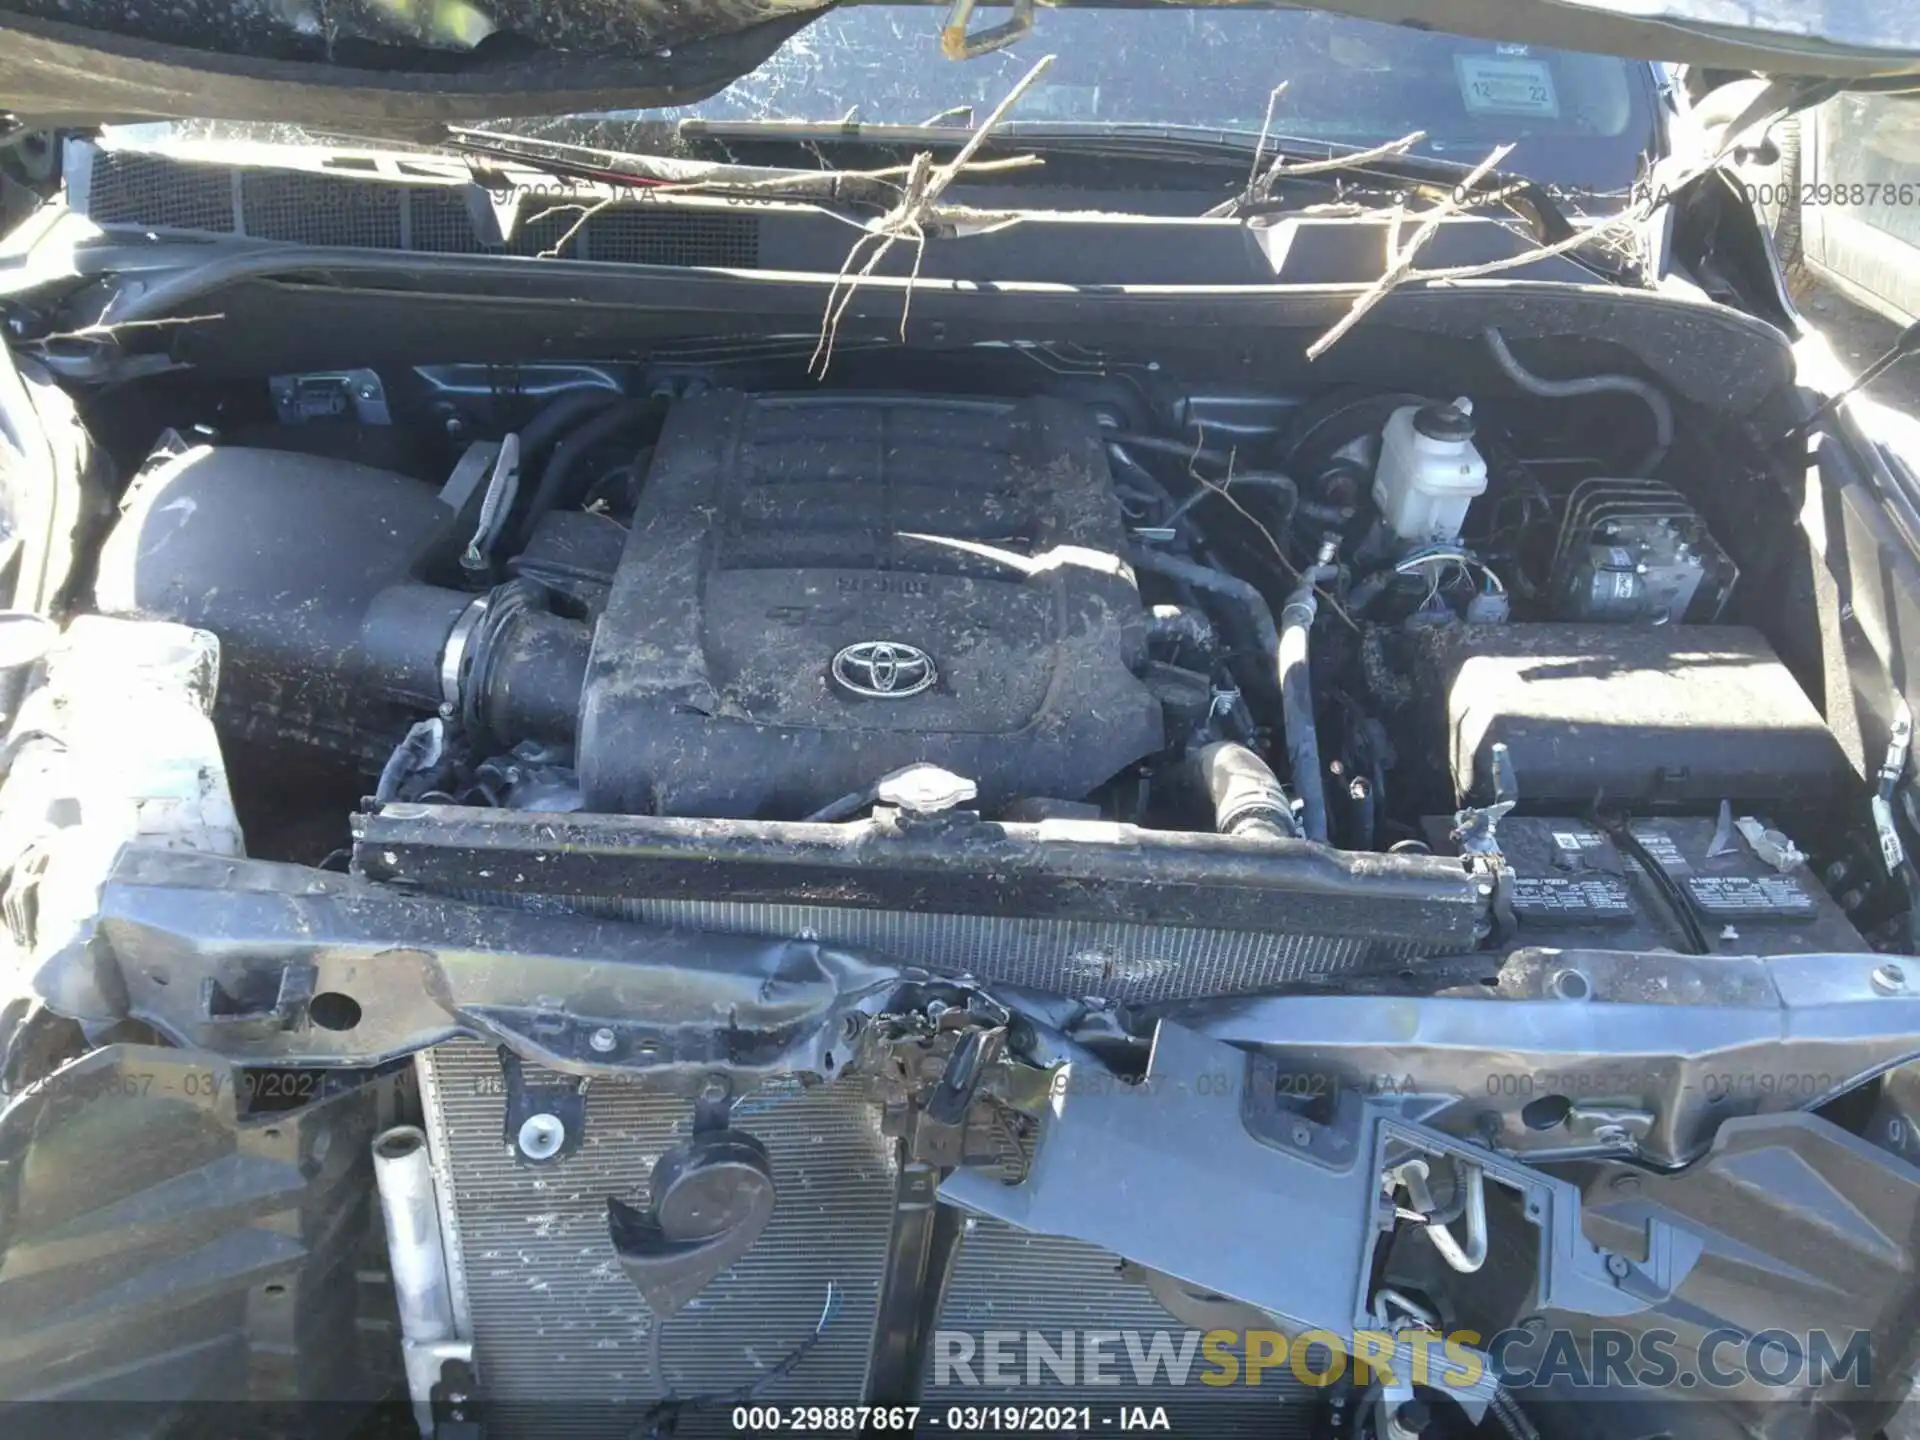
[520,6,1657,200]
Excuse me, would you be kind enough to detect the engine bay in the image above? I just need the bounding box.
[7,322,1920,1440]
[9,3,1920,1426]
[75,337,1895,964]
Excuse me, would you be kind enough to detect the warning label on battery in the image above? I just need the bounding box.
[1551,828,1605,853]
[1514,875,1636,921]
[1685,874,1817,919]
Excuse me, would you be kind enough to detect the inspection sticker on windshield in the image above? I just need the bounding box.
[1456,54,1560,118]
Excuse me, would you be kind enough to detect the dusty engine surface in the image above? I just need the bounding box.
[90,361,1879,963]
[579,392,1165,817]
[98,391,1167,822]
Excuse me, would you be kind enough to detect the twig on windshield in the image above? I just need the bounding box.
[1261,130,1428,183]
[1245,82,1289,190]
[811,52,1057,377]
[1304,143,1513,361]
[1302,133,1749,361]
[1206,128,1428,219]
[1413,203,1645,284]
[891,152,935,341]
[660,152,1044,199]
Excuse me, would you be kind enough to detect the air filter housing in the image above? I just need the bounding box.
[1415,623,1854,809]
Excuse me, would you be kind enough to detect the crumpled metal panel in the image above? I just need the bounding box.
[74,846,907,1084]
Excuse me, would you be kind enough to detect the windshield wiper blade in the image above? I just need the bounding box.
[678,117,1264,165]
[1209,127,1578,243]
[446,127,684,189]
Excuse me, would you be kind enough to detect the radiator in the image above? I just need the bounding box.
[416,1047,1322,1436]
[417,1040,898,1438]
[456,893,1440,1004]
[927,1222,1317,1436]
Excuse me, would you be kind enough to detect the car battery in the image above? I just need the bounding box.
[1422,814,1868,956]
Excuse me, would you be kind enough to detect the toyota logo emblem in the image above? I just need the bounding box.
[831,641,936,699]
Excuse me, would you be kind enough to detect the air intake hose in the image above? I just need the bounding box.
[1187,742,1298,841]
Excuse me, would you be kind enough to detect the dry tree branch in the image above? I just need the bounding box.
[1384,200,1407,269]
[1174,427,1361,633]
[1413,203,1646,285]
[1205,126,1427,218]
[1304,143,1514,361]
[809,53,1058,377]
[1300,138,1749,361]
[1259,129,1427,183]
[921,53,1057,207]
[1245,82,1290,190]
[656,152,1044,198]
[524,197,618,258]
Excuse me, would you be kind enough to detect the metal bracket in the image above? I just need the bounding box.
[1452,741,1518,943]
[940,0,1034,59]
[1876,697,1914,875]
[269,368,389,426]
[498,1047,586,1165]
[1564,1102,1655,1154]
[1452,740,1517,856]
[407,1347,476,1439]
[1186,947,1920,1167]
[940,1021,1702,1368]
[914,1024,1007,1167]
[88,846,907,1084]
[461,432,521,577]
[198,958,317,1035]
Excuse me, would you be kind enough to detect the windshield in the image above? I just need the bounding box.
[579,5,1660,197]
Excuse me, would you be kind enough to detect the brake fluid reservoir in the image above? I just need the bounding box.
[1372,397,1489,544]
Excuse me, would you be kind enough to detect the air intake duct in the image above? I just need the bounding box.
[96,444,584,766]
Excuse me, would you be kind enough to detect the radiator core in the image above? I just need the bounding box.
[417,1040,898,1437]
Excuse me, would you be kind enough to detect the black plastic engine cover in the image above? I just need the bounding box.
[578,392,1165,818]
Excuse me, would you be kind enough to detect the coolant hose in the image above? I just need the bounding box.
[1165,470,1299,529]
[1483,326,1673,477]
[1102,429,1234,470]
[1125,546,1331,843]
[1127,547,1280,681]
[1278,581,1330,844]
[1146,603,1218,656]
[517,397,663,547]
[517,387,622,461]
[1188,741,1297,840]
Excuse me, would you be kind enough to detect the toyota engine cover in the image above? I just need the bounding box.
[577,391,1165,818]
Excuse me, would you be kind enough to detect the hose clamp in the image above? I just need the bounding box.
[439,593,493,712]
